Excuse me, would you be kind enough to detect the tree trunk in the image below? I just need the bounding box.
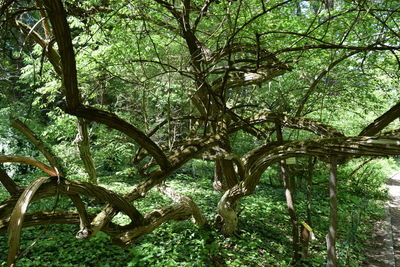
[306,157,316,227]
[281,161,301,264]
[75,118,97,184]
[215,185,242,235]
[326,158,338,266]
[213,158,238,192]
[213,136,241,234]
[213,159,227,192]
[302,157,316,259]
[276,122,301,264]
[211,121,239,192]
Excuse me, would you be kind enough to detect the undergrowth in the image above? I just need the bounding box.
[0,158,396,266]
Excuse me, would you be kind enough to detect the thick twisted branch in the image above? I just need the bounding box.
[88,133,222,237]
[0,167,20,195]
[359,101,400,136]
[229,111,344,137]
[0,211,125,237]
[0,177,145,225]
[244,136,400,191]
[42,0,169,170]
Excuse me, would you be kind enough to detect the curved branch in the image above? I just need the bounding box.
[0,211,83,234]
[59,178,144,226]
[0,167,21,195]
[0,211,125,237]
[41,1,171,170]
[245,136,400,187]
[10,118,65,176]
[0,155,57,176]
[211,64,291,89]
[68,194,92,239]
[157,184,206,225]
[274,43,400,55]
[70,105,170,169]
[115,185,207,245]
[8,177,50,266]
[0,178,145,227]
[41,1,169,170]
[42,0,81,110]
[216,135,400,236]
[116,204,194,245]
[229,111,344,137]
[88,133,223,237]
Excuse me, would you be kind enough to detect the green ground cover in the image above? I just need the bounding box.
[1,158,395,266]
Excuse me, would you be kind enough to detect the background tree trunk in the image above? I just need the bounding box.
[306,157,316,227]
[276,122,301,263]
[327,158,338,266]
[75,118,97,184]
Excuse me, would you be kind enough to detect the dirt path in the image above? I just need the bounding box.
[363,171,400,267]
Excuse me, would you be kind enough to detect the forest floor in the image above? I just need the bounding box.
[363,171,400,267]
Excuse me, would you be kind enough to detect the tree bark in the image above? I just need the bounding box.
[75,118,97,184]
[68,194,92,239]
[359,101,400,136]
[212,136,241,235]
[0,167,20,195]
[213,137,239,192]
[216,185,241,235]
[303,156,316,259]
[157,184,206,225]
[42,0,81,110]
[326,158,338,267]
[228,111,344,138]
[281,160,301,263]
[276,122,301,263]
[216,135,400,236]
[7,177,50,266]
[0,155,57,176]
[306,157,316,228]
[213,159,226,192]
[0,211,128,240]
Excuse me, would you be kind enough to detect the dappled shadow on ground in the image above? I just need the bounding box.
[387,177,400,186]
[363,206,399,267]
[390,205,400,266]
[363,172,400,267]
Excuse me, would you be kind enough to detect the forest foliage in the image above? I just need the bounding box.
[1,0,400,266]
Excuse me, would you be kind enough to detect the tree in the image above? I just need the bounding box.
[1,0,400,265]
